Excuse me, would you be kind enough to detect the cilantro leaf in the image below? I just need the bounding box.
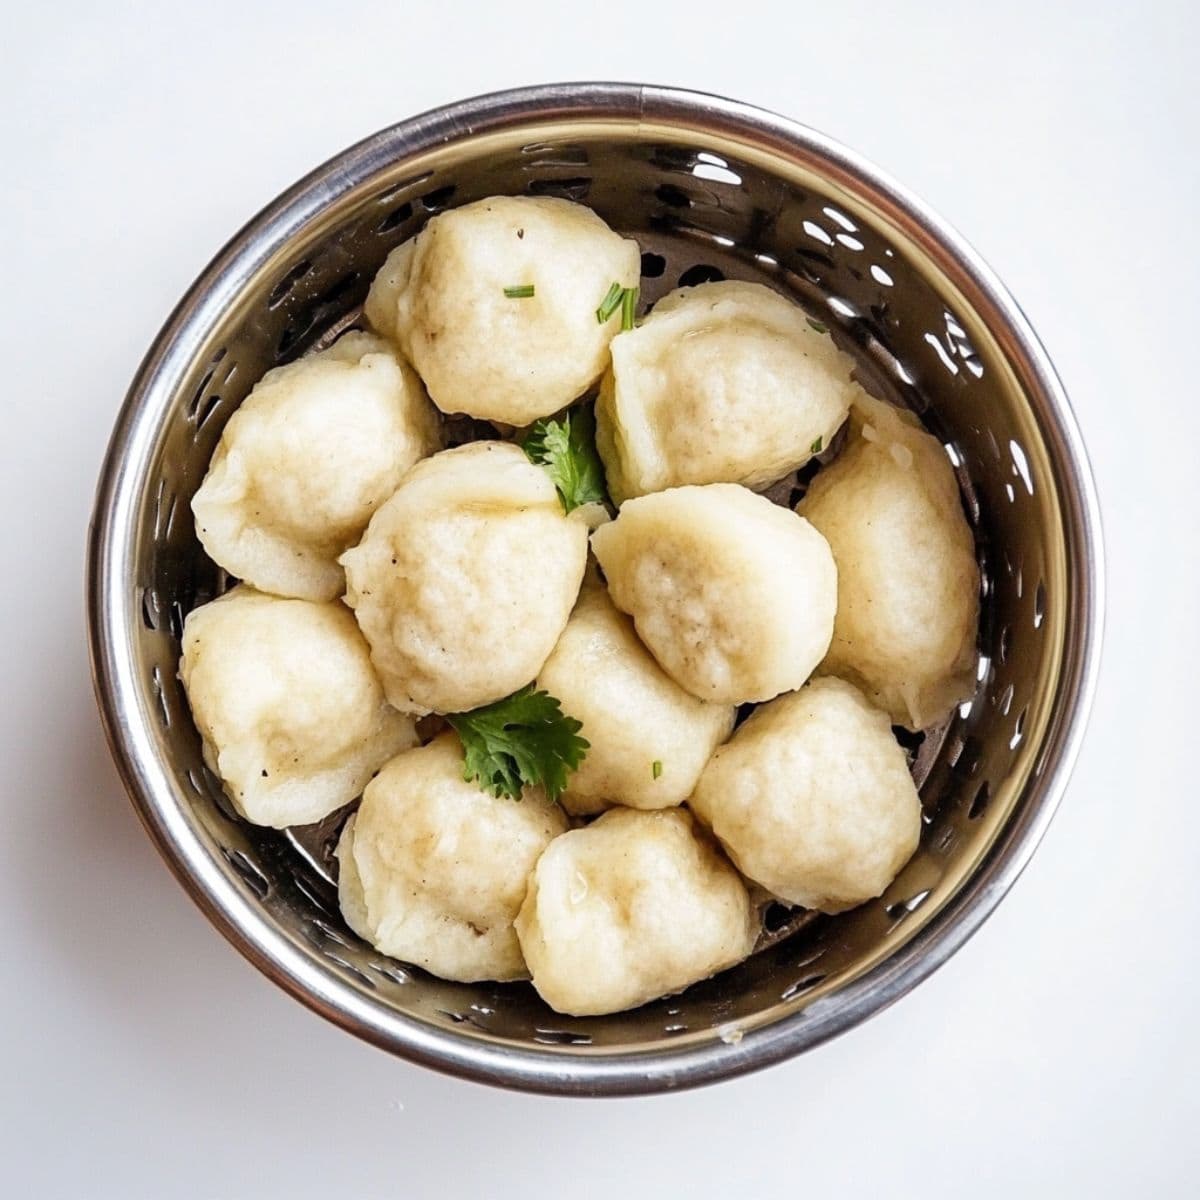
[521,404,608,514]
[446,685,589,802]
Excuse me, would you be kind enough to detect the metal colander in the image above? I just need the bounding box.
[87,83,1103,1096]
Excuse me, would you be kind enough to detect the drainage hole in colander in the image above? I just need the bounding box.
[150,664,171,730]
[885,889,932,921]
[327,954,376,989]
[225,849,270,900]
[419,184,457,211]
[376,202,414,234]
[532,1028,592,1046]
[1009,708,1027,750]
[892,725,926,761]
[375,172,431,204]
[677,263,725,288]
[370,961,411,986]
[640,251,667,278]
[310,916,349,947]
[655,182,692,209]
[527,177,591,202]
[141,588,161,632]
[267,259,314,309]
[968,781,991,821]
[761,901,795,934]
[781,974,828,1001]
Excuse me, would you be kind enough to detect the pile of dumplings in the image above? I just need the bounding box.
[180,194,979,1018]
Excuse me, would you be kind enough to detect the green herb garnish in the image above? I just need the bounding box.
[504,284,536,299]
[810,435,823,455]
[595,282,624,323]
[596,282,639,329]
[447,685,589,802]
[521,404,607,514]
[620,285,639,331]
[806,316,828,334]
[652,760,663,780]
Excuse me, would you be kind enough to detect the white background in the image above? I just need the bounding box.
[2,1,1196,1194]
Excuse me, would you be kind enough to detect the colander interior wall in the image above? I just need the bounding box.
[91,85,1100,1093]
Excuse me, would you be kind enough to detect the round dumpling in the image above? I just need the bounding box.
[690,678,921,912]
[339,442,588,714]
[337,734,566,982]
[178,586,417,828]
[515,808,755,1016]
[596,281,853,502]
[364,196,641,424]
[536,577,735,815]
[798,392,979,729]
[590,484,837,704]
[192,332,439,602]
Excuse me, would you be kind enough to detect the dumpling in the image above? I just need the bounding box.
[515,808,755,1016]
[178,586,417,828]
[192,331,439,602]
[797,392,979,729]
[596,281,853,502]
[690,678,921,912]
[364,196,641,425]
[336,734,566,982]
[590,484,837,704]
[339,442,588,714]
[536,577,736,815]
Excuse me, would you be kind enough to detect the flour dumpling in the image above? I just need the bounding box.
[515,808,755,1016]
[590,483,837,704]
[339,442,588,715]
[191,332,439,602]
[536,577,736,815]
[690,678,921,912]
[178,586,417,828]
[798,392,979,729]
[596,281,853,502]
[364,195,641,425]
[337,735,567,982]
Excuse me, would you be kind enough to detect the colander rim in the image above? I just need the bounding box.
[86,81,1105,1096]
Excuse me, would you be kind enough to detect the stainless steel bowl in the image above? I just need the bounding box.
[87,83,1104,1096]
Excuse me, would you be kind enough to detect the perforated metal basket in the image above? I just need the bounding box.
[87,83,1103,1096]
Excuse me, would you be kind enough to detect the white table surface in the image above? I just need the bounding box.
[3,1,1195,1194]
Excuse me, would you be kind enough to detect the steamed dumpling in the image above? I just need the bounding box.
[596,281,853,502]
[690,678,921,912]
[515,808,755,1016]
[365,196,641,425]
[192,332,439,602]
[798,393,979,729]
[536,577,736,815]
[339,442,588,714]
[178,586,417,828]
[590,484,837,704]
[337,735,566,982]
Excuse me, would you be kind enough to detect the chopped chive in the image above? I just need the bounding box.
[806,316,828,334]
[596,281,624,323]
[652,760,663,780]
[621,285,639,331]
[810,435,823,455]
[504,284,535,299]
